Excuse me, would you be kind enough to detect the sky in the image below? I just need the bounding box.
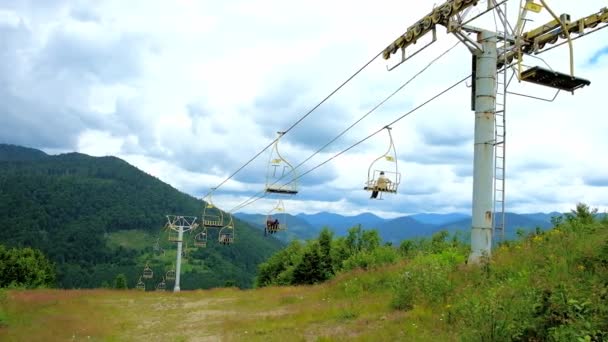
[1,0,607,218]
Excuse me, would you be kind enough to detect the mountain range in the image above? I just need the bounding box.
[237,210,558,244]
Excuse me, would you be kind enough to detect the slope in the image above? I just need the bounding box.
[0,144,284,289]
[3,211,607,341]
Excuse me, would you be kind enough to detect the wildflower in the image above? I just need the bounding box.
[577,264,586,271]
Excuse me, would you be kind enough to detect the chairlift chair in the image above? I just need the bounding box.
[218,214,235,245]
[265,200,288,235]
[364,127,401,200]
[194,228,208,247]
[136,277,145,291]
[202,192,224,228]
[265,132,298,195]
[168,229,180,242]
[166,266,176,281]
[142,262,154,279]
[515,5,591,93]
[156,278,166,291]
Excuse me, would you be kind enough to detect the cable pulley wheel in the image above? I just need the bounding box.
[452,0,463,11]
[440,4,452,20]
[422,16,432,30]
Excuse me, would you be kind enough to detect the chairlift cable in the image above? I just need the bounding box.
[231,73,471,213]
[202,51,384,199]
[294,74,471,184]
[228,43,462,213]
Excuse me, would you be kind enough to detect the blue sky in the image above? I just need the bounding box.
[1,0,607,218]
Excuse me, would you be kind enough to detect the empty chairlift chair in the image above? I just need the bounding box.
[156,277,166,291]
[194,228,208,248]
[202,192,224,229]
[265,132,298,195]
[364,127,401,200]
[166,266,176,281]
[142,262,154,279]
[218,214,235,245]
[265,200,288,235]
[516,7,591,93]
[136,276,145,291]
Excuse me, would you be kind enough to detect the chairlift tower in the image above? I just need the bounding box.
[165,215,198,292]
[381,0,607,263]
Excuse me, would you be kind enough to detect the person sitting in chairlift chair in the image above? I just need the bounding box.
[371,171,391,199]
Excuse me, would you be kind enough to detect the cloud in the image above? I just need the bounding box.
[3,0,608,218]
[583,175,608,187]
[588,46,608,65]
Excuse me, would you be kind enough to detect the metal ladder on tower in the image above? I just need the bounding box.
[493,0,509,242]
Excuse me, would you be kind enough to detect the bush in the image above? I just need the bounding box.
[114,274,127,289]
[341,246,398,272]
[0,245,55,288]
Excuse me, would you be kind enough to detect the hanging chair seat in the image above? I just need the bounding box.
[266,223,287,233]
[219,233,234,245]
[364,182,398,193]
[202,219,223,228]
[520,66,590,92]
[265,187,298,195]
[143,266,153,279]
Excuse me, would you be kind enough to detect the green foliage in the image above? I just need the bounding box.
[0,146,284,289]
[0,245,55,288]
[257,226,398,287]
[113,274,127,289]
[444,204,608,341]
[293,242,326,285]
[341,246,398,272]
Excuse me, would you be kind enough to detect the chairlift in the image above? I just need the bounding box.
[156,277,166,291]
[218,214,235,245]
[265,200,287,235]
[265,132,298,195]
[194,228,208,247]
[142,262,153,279]
[364,127,401,200]
[136,276,145,291]
[168,230,179,243]
[166,266,176,281]
[515,6,590,93]
[153,238,165,256]
[202,192,224,228]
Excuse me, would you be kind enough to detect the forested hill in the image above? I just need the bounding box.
[0,144,284,289]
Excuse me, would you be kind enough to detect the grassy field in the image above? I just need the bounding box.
[1,212,607,341]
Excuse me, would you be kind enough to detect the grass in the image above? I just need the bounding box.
[1,214,607,341]
[106,230,155,251]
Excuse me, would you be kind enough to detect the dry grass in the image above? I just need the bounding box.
[0,265,415,342]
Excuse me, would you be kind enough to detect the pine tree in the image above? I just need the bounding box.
[293,242,324,285]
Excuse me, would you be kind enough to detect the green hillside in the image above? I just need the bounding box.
[1,205,606,341]
[0,144,284,289]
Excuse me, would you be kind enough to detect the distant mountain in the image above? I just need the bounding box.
[283,211,560,244]
[296,212,386,235]
[408,213,470,225]
[0,144,49,161]
[235,213,319,242]
[438,213,554,240]
[373,216,438,244]
[520,212,562,223]
[0,144,283,289]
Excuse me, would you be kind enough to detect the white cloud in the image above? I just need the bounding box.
[2,0,608,218]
